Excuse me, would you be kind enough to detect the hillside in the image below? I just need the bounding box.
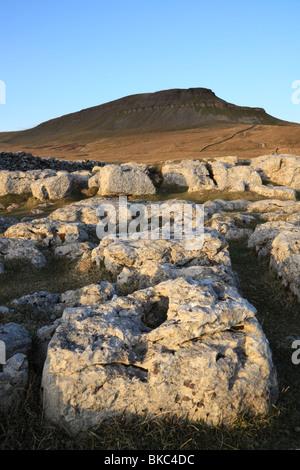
[0,88,299,162]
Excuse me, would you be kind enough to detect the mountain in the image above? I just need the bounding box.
[0,88,299,162]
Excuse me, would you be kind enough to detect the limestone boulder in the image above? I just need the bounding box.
[269,230,300,302]
[11,282,118,318]
[96,164,156,196]
[246,199,300,222]
[4,218,89,247]
[161,160,215,191]
[210,162,262,191]
[210,215,253,241]
[31,172,74,200]
[49,197,102,227]
[250,154,300,189]
[247,221,298,257]
[0,237,46,267]
[248,220,300,301]
[93,228,231,277]
[0,169,56,196]
[0,216,18,233]
[41,277,278,434]
[247,183,296,201]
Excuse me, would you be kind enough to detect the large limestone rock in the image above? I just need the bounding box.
[4,218,89,247]
[210,162,262,192]
[269,230,300,302]
[42,276,278,434]
[210,215,253,241]
[0,237,46,267]
[247,221,299,257]
[248,221,300,301]
[96,164,156,196]
[250,154,300,189]
[247,183,296,201]
[90,227,232,289]
[0,169,56,196]
[246,199,300,222]
[49,197,102,226]
[31,172,74,200]
[161,160,215,191]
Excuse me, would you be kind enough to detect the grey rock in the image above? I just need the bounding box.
[0,322,31,359]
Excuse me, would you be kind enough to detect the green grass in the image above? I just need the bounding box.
[130,187,267,205]
[0,190,93,221]
[0,254,114,333]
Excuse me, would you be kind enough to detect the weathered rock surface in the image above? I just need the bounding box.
[4,218,89,247]
[210,215,253,241]
[250,154,300,189]
[11,282,118,318]
[247,183,296,201]
[161,160,215,191]
[49,197,105,227]
[0,353,29,411]
[209,162,262,191]
[31,172,74,200]
[0,169,56,196]
[95,164,156,196]
[0,216,18,233]
[42,276,278,434]
[246,199,300,221]
[248,221,300,301]
[0,237,46,267]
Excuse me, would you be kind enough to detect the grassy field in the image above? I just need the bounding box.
[0,193,300,450]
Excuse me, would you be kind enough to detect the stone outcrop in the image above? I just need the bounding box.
[4,218,89,247]
[247,183,296,201]
[94,164,156,196]
[41,276,278,434]
[0,169,56,196]
[0,237,46,267]
[39,225,278,434]
[248,221,300,301]
[209,162,262,192]
[250,154,300,189]
[31,172,74,200]
[161,160,215,191]
[5,151,300,431]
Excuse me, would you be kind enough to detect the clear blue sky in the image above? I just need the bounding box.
[1,0,300,131]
